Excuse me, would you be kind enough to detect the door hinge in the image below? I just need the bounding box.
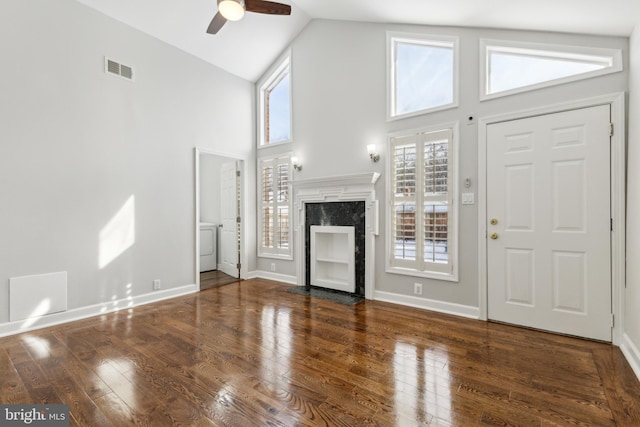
[610,218,613,231]
[236,216,241,223]
[610,313,615,328]
[237,263,241,269]
[236,170,241,177]
[609,123,614,137]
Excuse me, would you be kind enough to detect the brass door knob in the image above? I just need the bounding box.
[490,232,499,240]
[490,218,498,225]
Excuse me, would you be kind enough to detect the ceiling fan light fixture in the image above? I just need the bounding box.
[218,0,245,21]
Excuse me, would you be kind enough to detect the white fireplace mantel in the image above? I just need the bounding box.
[292,173,379,299]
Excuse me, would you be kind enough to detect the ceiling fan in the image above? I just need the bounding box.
[207,0,292,35]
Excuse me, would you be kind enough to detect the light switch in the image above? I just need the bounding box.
[462,193,475,205]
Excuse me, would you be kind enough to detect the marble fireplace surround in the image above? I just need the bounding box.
[293,173,380,300]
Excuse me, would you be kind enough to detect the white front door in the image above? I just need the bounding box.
[220,161,239,278]
[487,105,611,341]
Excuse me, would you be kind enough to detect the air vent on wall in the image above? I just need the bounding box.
[105,57,134,81]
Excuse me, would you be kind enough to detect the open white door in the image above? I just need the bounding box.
[487,105,612,341]
[220,161,239,278]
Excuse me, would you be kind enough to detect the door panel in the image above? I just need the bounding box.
[504,164,534,231]
[487,105,611,341]
[220,161,239,278]
[505,248,534,306]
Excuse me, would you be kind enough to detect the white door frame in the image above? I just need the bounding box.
[477,92,626,344]
[194,147,247,290]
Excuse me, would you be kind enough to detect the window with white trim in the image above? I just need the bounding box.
[481,40,622,100]
[258,155,291,258]
[388,128,457,280]
[388,32,458,120]
[259,54,291,146]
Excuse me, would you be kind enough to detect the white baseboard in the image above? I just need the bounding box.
[621,333,640,382]
[373,290,480,319]
[245,275,478,319]
[249,270,298,285]
[0,284,198,338]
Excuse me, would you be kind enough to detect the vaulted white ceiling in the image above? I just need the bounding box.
[77,0,639,82]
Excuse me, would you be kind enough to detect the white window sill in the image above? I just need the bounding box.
[387,102,458,122]
[386,266,458,283]
[258,140,293,150]
[258,252,293,261]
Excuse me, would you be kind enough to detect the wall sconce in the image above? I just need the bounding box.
[291,156,302,171]
[367,144,380,163]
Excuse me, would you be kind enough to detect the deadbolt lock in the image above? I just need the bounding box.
[490,218,498,225]
[490,232,499,240]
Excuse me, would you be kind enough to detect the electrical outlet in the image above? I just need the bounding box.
[153,279,161,290]
[270,263,276,272]
[414,283,423,295]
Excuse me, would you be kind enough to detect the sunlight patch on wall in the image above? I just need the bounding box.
[18,299,51,331]
[99,195,136,269]
[100,283,134,313]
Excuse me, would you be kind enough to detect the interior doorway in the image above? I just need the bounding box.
[195,148,244,291]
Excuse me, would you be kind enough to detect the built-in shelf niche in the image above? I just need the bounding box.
[310,225,355,293]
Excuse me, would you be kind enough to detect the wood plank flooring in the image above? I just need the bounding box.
[1,278,639,426]
[200,270,239,291]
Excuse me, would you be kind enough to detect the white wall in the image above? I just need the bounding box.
[0,0,255,325]
[624,23,640,373]
[200,155,227,225]
[256,20,628,308]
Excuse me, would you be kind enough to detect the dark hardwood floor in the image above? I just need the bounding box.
[1,278,639,426]
[200,270,239,291]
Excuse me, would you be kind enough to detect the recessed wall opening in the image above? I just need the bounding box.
[305,201,366,297]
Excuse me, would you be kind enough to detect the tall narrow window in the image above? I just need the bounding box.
[481,40,622,100]
[388,33,458,120]
[388,127,457,280]
[259,155,291,258]
[259,54,291,146]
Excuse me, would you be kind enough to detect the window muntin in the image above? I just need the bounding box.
[259,54,292,146]
[259,156,291,258]
[388,33,458,120]
[482,40,622,100]
[389,128,457,280]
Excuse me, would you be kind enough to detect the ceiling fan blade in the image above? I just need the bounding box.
[245,0,291,15]
[207,12,227,34]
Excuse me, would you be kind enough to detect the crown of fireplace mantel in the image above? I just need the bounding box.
[292,173,379,300]
[292,172,380,190]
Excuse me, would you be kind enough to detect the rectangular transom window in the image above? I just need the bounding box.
[258,155,291,258]
[481,40,622,100]
[388,32,458,120]
[259,53,291,146]
[388,127,458,281]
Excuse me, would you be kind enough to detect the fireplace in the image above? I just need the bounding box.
[292,173,379,300]
[306,202,365,296]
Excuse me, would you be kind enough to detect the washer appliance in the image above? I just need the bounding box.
[200,222,217,272]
